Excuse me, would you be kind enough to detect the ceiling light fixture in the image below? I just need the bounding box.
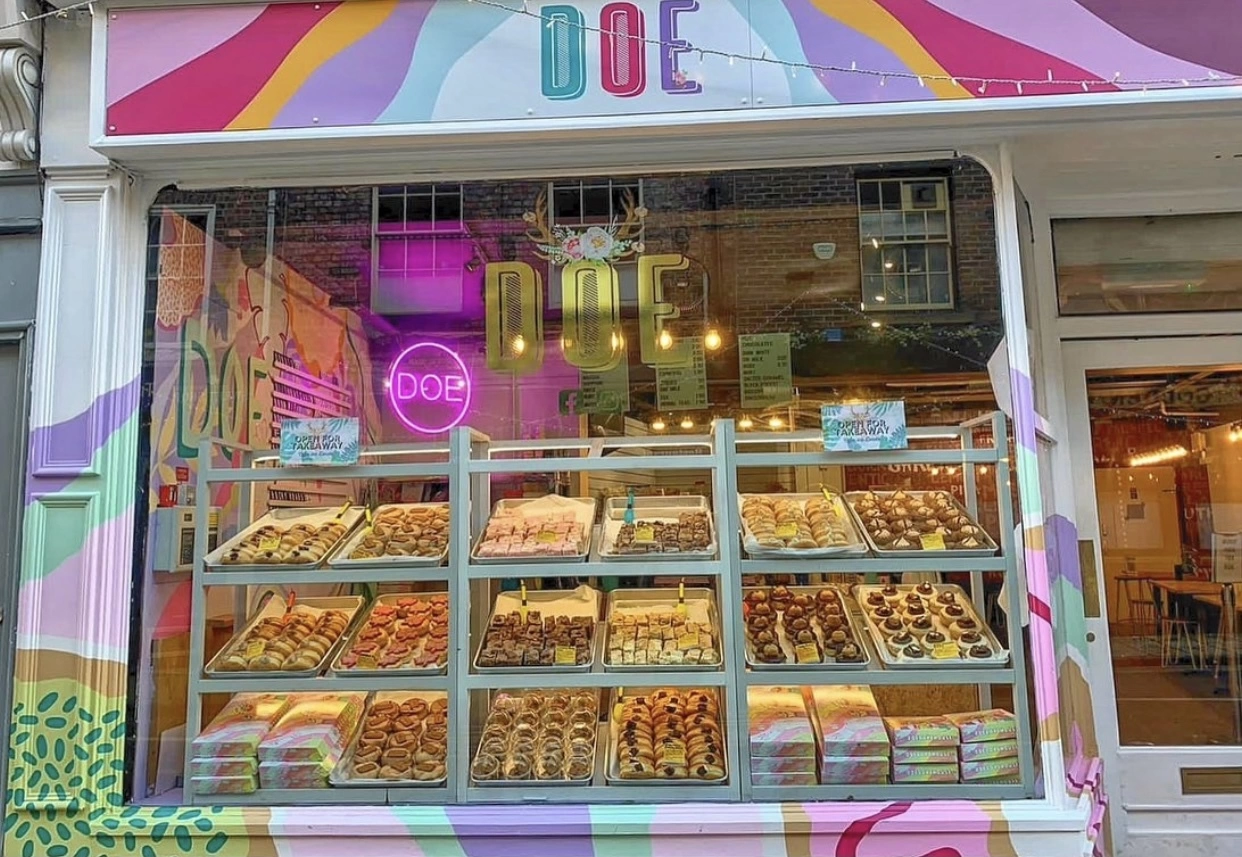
[1129,445,1188,467]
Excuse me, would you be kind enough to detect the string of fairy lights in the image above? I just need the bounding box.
[0,0,97,31]
[467,0,1242,93]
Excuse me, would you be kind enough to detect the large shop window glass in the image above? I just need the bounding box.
[130,160,1038,806]
[1085,367,1242,747]
[1054,213,1242,315]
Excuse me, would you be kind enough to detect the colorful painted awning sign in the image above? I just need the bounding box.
[104,0,1239,136]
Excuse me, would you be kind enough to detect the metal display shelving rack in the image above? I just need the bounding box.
[184,436,463,806]
[184,413,1034,805]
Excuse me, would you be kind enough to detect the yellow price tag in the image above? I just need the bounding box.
[931,641,960,660]
[775,522,798,539]
[677,633,698,650]
[676,580,688,616]
[244,640,266,660]
[554,646,577,666]
[634,525,656,543]
[795,642,820,664]
[519,581,528,621]
[336,499,352,518]
[259,536,281,552]
[356,654,378,671]
[536,530,559,543]
[661,742,686,766]
[920,533,947,551]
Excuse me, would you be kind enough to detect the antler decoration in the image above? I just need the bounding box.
[522,189,557,261]
[521,187,648,264]
[612,189,646,245]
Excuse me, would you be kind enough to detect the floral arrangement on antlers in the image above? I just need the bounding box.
[522,188,647,264]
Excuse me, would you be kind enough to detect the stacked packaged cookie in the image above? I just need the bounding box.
[747,686,817,786]
[950,709,1021,784]
[189,693,291,795]
[884,715,961,783]
[256,693,366,789]
[803,685,892,784]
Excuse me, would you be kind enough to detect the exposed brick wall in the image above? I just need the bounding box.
[157,160,997,327]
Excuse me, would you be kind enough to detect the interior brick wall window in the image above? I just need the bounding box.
[858,177,954,310]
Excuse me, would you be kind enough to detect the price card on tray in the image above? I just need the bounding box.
[554,646,577,666]
[356,654,378,670]
[774,522,798,539]
[794,642,820,664]
[920,533,947,551]
[931,641,960,659]
[244,640,266,660]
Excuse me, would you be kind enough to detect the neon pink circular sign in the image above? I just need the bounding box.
[386,341,472,434]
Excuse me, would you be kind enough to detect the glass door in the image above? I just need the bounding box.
[1063,337,1242,848]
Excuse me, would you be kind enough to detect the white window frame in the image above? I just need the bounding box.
[371,184,469,314]
[549,178,643,227]
[858,176,954,311]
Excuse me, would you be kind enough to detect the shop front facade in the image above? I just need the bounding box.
[8,2,1242,856]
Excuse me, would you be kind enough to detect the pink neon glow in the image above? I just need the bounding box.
[385,341,472,434]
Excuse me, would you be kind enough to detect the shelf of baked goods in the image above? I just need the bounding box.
[462,685,739,804]
[464,583,731,690]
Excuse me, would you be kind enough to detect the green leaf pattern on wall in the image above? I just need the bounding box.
[6,685,241,857]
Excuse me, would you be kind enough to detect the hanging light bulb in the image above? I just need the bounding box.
[768,415,784,429]
[510,334,527,356]
[703,327,723,351]
[658,329,674,350]
[651,417,666,432]
[680,416,695,430]
[870,320,882,329]
[610,331,624,351]
[738,416,754,430]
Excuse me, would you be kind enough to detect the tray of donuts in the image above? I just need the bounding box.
[742,586,870,670]
[330,692,449,787]
[606,687,728,784]
[469,689,600,785]
[205,596,364,677]
[328,504,450,568]
[854,583,1009,668]
[205,505,366,571]
[739,493,869,558]
[846,490,998,557]
[330,593,450,676]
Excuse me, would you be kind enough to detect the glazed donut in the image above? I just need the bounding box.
[381,747,412,765]
[352,761,380,779]
[413,761,446,782]
[354,745,382,765]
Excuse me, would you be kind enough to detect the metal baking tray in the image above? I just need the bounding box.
[204,506,366,572]
[329,593,449,677]
[602,588,722,671]
[742,585,871,671]
[329,691,449,788]
[605,687,729,785]
[470,689,600,787]
[853,583,1009,668]
[598,496,718,562]
[470,496,597,564]
[327,503,450,568]
[845,491,999,557]
[203,595,365,678]
[738,493,870,559]
[472,586,601,674]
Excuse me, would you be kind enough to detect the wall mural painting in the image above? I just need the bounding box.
[104,0,1240,135]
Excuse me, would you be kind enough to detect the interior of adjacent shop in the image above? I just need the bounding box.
[1085,367,1242,748]
[129,159,1035,805]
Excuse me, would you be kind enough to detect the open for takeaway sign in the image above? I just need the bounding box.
[821,402,908,452]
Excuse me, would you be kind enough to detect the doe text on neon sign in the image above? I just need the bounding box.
[386,341,472,434]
